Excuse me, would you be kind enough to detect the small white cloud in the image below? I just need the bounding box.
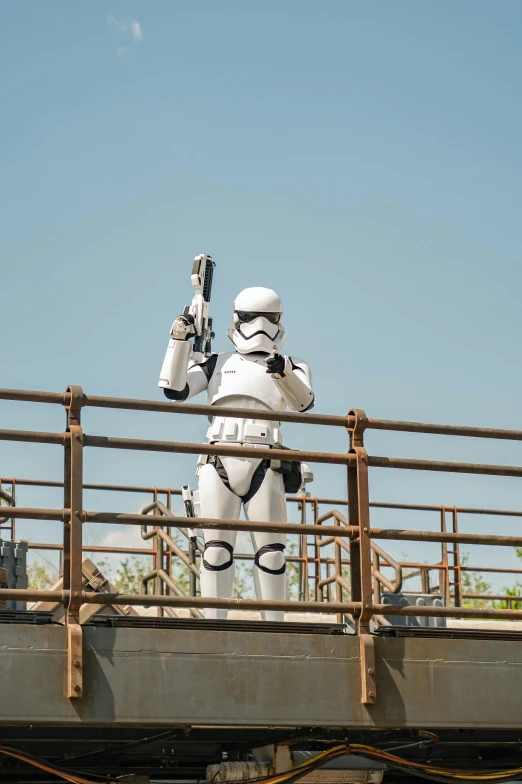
[107,15,143,49]
[129,19,143,42]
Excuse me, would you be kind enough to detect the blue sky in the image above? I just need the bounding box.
[2,1,522,586]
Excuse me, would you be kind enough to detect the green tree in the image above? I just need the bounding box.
[27,556,59,590]
[460,553,492,608]
[112,557,147,594]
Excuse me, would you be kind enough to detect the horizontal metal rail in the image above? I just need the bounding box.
[0,587,360,614]
[9,477,522,518]
[9,427,522,477]
[10,506,522,547]
[0,389,351,427]
[5,387,522,440]
[4,587,522,621]
[463,594,522,602]
[28,543,155,556]
[6,507,358,537]
[365,417,522,441]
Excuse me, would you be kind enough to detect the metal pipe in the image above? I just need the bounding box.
[0,477,186,495]
[12,506,522,547]
[366,417,522,441]
[369,455,522,477]
[8,386,522,439]
[83,434,354,465]
[15,504,522,549]
[462,594,522,601]
[28,543,154,555]
[0,587,361,613]
[0,389,67,405]
[82,394,352,427]
[0,429,66,445]
[4,585,522,620]
[461,566,522,574]
[9,475,522,517]
[368,528,522,546]
[87,510,358,538]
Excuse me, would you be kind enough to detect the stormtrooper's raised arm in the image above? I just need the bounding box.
[158,315,212,402]
[266,353,315,412]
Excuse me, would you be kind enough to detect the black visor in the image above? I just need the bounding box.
[235,311,281,325]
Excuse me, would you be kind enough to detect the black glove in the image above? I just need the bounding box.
[265,352,286,376]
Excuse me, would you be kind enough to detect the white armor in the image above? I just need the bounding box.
[158,287,315,621]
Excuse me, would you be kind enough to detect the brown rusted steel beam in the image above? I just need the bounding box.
[82,394,351,427]
[7,387,522,439]
[28,543,154,555]
[83,434,354,465]
[462,594,522,601]
[12,477,522,516]
[369,455,522,477]
[368,528,522,546]
[12,506,522,547]
[0,587,361,614]
[4,508,68,521]
[0,429,67,445]
[7,585,522,620]
[366,418,522,441]
[86,510,358,538]
[0,477,184,495]
[461,566,522,574]
[0,389,67,405]
[371,603,522,620]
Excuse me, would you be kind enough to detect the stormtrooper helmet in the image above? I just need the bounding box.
[227,287,286,354]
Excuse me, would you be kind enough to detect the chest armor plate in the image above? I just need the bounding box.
[207,352,286,411]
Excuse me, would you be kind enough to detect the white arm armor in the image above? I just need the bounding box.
[158,337,211,401]
[270,356,315,412]
[159,338,192,391]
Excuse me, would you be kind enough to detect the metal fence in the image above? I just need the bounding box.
[4,387,522,702]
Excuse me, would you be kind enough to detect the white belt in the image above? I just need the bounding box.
[205,417,280,447]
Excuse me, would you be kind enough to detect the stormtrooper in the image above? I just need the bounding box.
[158,286,315,621]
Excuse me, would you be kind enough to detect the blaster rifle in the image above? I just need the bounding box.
[182,484,197,542]
[184,254,216,363]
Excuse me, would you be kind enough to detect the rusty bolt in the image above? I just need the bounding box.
[74,394,81,399]
[368,690,375,699]
[74,684,81,693]
[75,433,81,440]
[74,660,81,667]
[367,667,374,676]
[364,527,368,532]
[75,511,81,517]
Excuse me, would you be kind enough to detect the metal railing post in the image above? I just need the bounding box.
[347,409,376,705]
[63,385,84,699]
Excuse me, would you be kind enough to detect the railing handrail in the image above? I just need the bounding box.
[5,386,522,704]
[5,386,522,440]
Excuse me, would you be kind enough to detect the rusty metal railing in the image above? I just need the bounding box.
[5,389,522,703]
